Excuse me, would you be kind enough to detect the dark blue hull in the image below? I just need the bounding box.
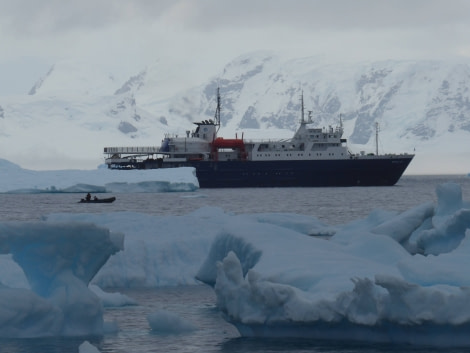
[118,155,413,188]
[186,156,413,188]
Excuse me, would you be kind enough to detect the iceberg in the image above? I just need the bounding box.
[147,309,197,334]
[0,159,198,193]
[0,222,123,337]
[197,182,470,346]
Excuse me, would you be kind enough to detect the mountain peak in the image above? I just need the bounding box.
[28,60,122,97]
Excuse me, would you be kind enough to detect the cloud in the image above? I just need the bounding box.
[0,0,174,36]
[1,0,470,95]
[160,0,470,31]
[3,0,470,36]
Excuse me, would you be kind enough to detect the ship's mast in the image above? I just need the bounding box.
[300,90,305,124]
[214,87,221,129]
[375,122,380,155]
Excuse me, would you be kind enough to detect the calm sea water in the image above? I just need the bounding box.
[1,175,470,353]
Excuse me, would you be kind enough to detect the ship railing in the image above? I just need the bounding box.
[350,152,415,159]
[104,146,161,154]
[243,138,290,144]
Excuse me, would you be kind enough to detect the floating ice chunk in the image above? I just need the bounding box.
[90,285,137,307]
[147,309,197,334]
[79,341,101,353]
[0,159,199,193]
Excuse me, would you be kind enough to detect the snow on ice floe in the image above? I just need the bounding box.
[2,181,470,345]
[0,158,198,193]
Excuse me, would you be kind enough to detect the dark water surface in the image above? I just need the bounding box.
[1,175,469,224]
[1,175,470,352]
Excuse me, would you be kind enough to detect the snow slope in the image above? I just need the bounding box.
[1,52,469,174]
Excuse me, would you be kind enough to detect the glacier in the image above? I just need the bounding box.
[1,161,470,345]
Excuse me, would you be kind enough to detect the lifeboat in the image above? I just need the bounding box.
[212,138,245,149]
[211,138,247,161]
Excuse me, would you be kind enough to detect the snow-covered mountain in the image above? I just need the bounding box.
[0,52,469,174]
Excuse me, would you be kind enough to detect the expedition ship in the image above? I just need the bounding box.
[103,89,414,188]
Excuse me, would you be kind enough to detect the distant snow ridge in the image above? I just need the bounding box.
[150,54,470,164]
[28,65,54,95]
[1,53,470,172]
[27,60,121,97]
[202,55,470,144]
[114,69,146,95]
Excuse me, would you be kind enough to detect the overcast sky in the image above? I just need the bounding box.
[1,0,470,95]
